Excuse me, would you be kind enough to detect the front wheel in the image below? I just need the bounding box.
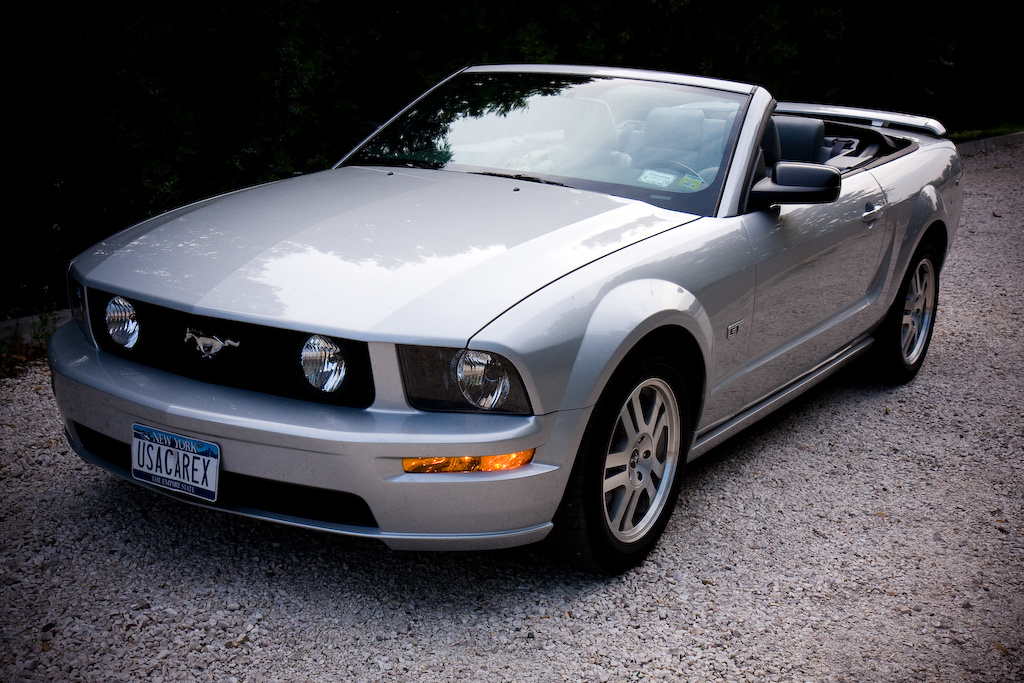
[873,243,941,383]
[551,356,689,574]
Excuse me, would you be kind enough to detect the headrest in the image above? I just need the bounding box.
[644,108,705,153]
[564,98,619,149]
[762,117,781,168]
[774,115,826,163]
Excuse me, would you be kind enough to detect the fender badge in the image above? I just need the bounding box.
[185,329,240,358]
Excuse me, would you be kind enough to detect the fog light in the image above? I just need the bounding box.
[301,335,346,392]
[105,296,139,348]
[403,449,535,473]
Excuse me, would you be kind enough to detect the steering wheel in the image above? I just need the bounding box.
[646,160,707,187]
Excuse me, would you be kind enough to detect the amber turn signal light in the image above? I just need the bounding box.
[402,449,535,473]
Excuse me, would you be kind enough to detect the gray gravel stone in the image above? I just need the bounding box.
[2,143,1022,681]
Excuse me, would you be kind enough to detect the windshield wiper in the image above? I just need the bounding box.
[470,171,568,187]
[347,156,443,170]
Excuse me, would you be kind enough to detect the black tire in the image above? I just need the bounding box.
[550,355,689,574]
[873,243,941,384]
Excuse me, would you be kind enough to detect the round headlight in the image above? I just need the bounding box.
[105,296,140,348]
[453,350,511,410]
[301,335,346,393]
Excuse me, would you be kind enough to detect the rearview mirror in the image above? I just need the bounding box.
[749,162,841,210]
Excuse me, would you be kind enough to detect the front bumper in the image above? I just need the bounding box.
[48,323,586,550]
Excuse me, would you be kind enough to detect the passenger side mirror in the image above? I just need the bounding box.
[748,162,841,210]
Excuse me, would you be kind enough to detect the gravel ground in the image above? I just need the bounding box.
[2,143,1022,682]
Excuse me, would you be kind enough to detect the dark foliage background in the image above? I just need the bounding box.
[6,1,1012,319]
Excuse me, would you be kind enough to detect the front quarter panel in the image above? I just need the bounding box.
[472,215,755,430]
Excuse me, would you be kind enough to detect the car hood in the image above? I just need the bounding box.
[75,167,695,344]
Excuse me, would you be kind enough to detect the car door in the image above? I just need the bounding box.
[739,168,889,406]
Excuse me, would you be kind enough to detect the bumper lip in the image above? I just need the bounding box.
[71,435,553,550]
[49,323,576,550]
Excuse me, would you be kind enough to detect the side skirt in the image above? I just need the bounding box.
[689,335,874,460]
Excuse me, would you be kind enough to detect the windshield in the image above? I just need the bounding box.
[341,71,749,215]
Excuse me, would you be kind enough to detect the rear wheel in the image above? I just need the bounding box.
[873,243,941,383]
[552,355,689,574]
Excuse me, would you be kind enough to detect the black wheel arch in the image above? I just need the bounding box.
[614,326,705,446]
[919,220,949,269]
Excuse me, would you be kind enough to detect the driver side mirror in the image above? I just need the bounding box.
[748,162,841,210]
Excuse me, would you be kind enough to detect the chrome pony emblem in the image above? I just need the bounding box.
[184,329,240,358]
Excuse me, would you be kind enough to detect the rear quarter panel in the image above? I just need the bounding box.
[866,138,964,317]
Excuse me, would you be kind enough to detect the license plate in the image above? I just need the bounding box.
[132,424,220,502]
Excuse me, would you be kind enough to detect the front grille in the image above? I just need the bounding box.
[75,423,379,528]
[87,288,374,407]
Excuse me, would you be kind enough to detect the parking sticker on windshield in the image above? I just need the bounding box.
[678,175,704,190]
[638,170,675,188]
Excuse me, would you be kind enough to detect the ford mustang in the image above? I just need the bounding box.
[48,64,963,573]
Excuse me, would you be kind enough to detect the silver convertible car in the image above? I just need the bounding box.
[49,65,963,573]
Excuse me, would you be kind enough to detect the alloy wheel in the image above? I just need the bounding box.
[601,377,681,544]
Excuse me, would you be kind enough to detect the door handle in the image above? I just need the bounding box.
[862,203,884,224]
